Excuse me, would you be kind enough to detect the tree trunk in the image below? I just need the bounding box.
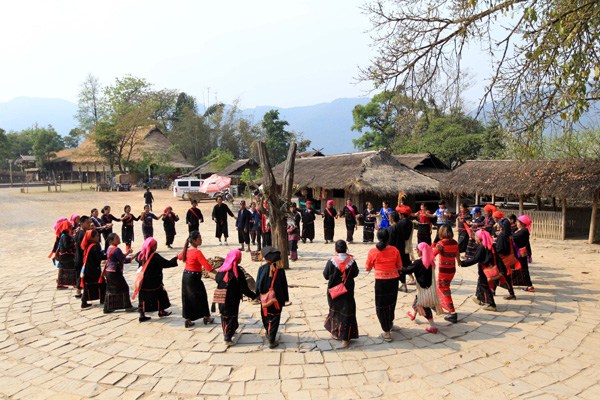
[257,141,297,269]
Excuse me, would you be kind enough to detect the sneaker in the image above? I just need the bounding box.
[425,326,438,334]
[472,297,483,306]
[81,303,92,310]
[444,313,458,323]
[504,295,517,300]
[224,341,235,347]
[380,333,393,342]
[483,305,497,312]
[522,286,535,292]
[268,340,280,349]
[139,316,151,323]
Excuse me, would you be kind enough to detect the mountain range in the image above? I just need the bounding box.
[0,97,371,154]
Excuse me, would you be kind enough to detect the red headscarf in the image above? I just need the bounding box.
[138,237,157,262]
[220,249,241,282]
[54,217,67,232]
[483,204,497,214]
[492,210,504,219]
[396,205,412,215]
[55,220,71,237]
[80,230,95,250]
[164,206,172,214]
[418,242,434,269]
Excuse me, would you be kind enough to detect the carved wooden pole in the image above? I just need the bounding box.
[257,141,297,269]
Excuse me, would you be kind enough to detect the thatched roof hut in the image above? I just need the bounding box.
[439,159,600,201]
[185,158,219,179]
[440,159,600,244]
[217,158,259,179]
[270,150,440,210]
[394,153,451,181]
[54,126,193,169]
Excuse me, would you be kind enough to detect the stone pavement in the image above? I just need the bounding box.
[1,187,600,399]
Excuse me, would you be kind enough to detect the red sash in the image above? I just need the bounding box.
[326,208,334,218]
[189,208,201,220]
[132,253,155,300]
[80,243,95,288]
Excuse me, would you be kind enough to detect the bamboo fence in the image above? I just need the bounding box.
[501,209,563,240]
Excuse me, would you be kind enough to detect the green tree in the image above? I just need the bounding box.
[262,109,310,165]
[64,128,85,149]
[362,0,600,158]
[95,121,119,172]
[544,129,600,159]
[25,125,64,168]
[173,92,197,123]
[205,148,235,170]
[0,128,11,168]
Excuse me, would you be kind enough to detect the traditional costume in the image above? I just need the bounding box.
[73,227,87,290]
[378,206,392,230]
[388,206,413,289]
[162,207,179,247]
[341,203,359,243]
[301,201,317,243]
[511,215,534,289]
[365,244,402,333]
[362,207,377,242]
[323,253,359,342]
[416,209,433,245]
[287,209,301,261]
[80,231,106,306]
[323,201,337,243]
[186,205,203,233]
[433,237,459,314]
[179,246,213,323]
[121,213,139,251]
[236,204,252,248]
[461,230,499,309]
[212,202,234,241]
[215,250,257,344]
[141,211,159,240]
[256,247,289,347]
[55,220,77,287]
[103,245,133,313]
[101,212,120,245]
[261,203,272,247]
[250,207,262,249]
[456,208,471,253]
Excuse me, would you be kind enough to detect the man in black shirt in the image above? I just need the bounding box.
[212,196,235,245]
[236,200,252,252]
[186,199,204,233]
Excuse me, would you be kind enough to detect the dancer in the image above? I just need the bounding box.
[389,207,413,293]
[162,206,179,248]
[54,220,77,289]
[301,200,317,243]
[378,201,393,231]
[179,231,214,328]
[461,230,499,311]
[236,200,252,252]
[103,233,136,313]
[405,242,442,333]
[212,195,235,245]
[215,249,257,346]
[80,229,106,309]
[362,202,377,243]
[73,215,92,298]
[323,200,338,244]
[323,240,359,349]
[288,202,301,261]
[140,204,160,240]
[512,215,535,292]
[134,237,178,322]
[256,246,289,349]
[433,224,460,323]
[414,203,434,245]
[101,206,120,249]
[456,203,471,254]
[186,199,203,234]
[365,229,402,342]
[121,205,139,252]
[341,199,359,243]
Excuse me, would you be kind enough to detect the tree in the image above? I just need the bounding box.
[205,148,235,170]
[26,125,64,169]
[351,89,424,150]
[173,92,197,123]
[544,129,600,159]
[262,110,310,165]
[95,121,119,172]
[362,0,600,157]
[76,74,105,132]
[64,128,85,149]
[0,128,11,168]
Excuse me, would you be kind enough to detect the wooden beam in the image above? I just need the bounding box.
[475,192,479,205]
[590,193,598,244]
[491,194,496,204]
[561,199,567,240]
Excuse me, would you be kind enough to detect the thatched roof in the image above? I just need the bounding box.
[186,158,219,178]
[272,150,439,196]
[297,150,325,158]
[54,126,193,168]
[394,153,451,181]
[217,158,259,178]
[439,159,600,200]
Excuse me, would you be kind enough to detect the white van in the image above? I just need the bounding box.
[172,178,203,199]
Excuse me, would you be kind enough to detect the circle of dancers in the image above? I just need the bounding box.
[50,197,534,349]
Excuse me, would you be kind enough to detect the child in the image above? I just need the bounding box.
[404,242,442,333]
[162,206,179,248]
[140,204,161,240]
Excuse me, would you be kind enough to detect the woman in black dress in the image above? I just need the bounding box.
[362,202,377,243]
[322,200,338,244]
[512,215,535,292]
[323,240,359,349]
[162,206,179,248]
[256,246,289,349]
[54,220,77,289]
[134,237,178,322]
[461,229,498,312]
[103,233,136,314]
[215,249,257,346]
[80,230,107,309]
[121,205,139,252]
[140,204,161,240]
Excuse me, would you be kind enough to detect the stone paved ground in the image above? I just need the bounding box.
[1,186,600,399]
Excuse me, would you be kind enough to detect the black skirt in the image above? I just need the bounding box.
[374,278,399,332]
[104,271,132,312]
[182,270,210,321]
[324,226,335,241]
[509,256,533,287]
[139,286,171,313]
[57,266,78,287]
[302,223,315,241]
[417,224,432,245]
[84,282,106,302]
[142,225,154,240]
[465,238,478,259]
[122,225,134,245]
[324,292,359,341]
[457,229,468,253]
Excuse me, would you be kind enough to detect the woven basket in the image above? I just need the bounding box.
[250,250,263,262]
[208,256,225,270]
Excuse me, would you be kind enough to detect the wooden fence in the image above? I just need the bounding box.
[501,208,563,240]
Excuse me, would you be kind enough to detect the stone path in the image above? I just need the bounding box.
[1,186,600,399]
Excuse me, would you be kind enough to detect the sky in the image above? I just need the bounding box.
[0,0,385,108]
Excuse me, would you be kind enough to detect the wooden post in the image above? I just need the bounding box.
[79,167,83,191]
[536,197,542,211]
[475,192,479,205]
[491,194,496,205]
[455,193,461,227]
[257,141,297,269]
[590,193,598,244]
[561,199,567,240]
[8,159,13,187]
[519,195,524,215]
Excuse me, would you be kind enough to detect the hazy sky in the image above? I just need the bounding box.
[0,0,384,108]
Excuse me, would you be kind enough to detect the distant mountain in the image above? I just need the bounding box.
[0,96,370,154]
[0,97,78,135]
[241,97,371,154]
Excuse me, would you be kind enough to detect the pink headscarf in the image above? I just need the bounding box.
[69,214,80,227]
[518,215,532,232]
[418,242,434,269]
[138,237,157,262]
[220,249,241,282]
[476,229,494,251]
[54,217,67,232]
[326,200,334,208]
